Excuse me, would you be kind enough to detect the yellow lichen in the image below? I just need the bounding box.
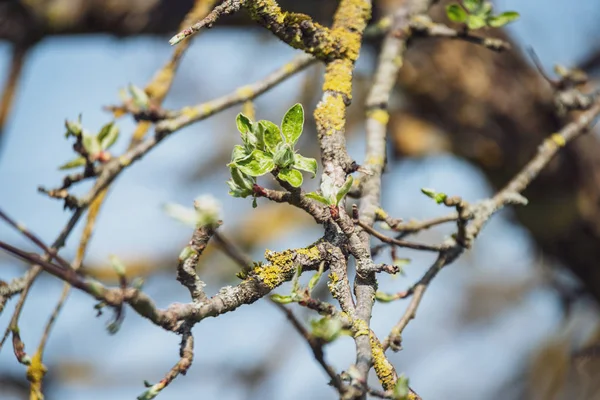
[181,106,199,119]
[353,319,370,337]
[236,86,254,98]
[315,94,346,135]
[550,133,566,147]
[331,0,371,60]
[365,155,385,166]
[295,244,321,261]
[367,109,390,125]
[370,333,396,391]
[322,59,353,99]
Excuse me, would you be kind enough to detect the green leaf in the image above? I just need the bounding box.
[305,192,331,205]
[82,134,101,157]
[273,143,295,169]
[230,166,255,191]
[128,84,149,109]
[462,0,482,13]
[109,255,127,276]
[270,294,295,304]
[236,113,253,134]
[375,291,398,303]
[320,174,337,204]
[231,145,249,162]
[65,118,82,137]
[258,120,283,152]
[178,246,197,262]
[446,4,467,23]
[281,103,304,145]
[98,122,119,150]
[466,14,487,29]
[335,175,354,206]
[308,262,325,292]
[58,157,86,170]
[488,11,520,27]
[278,168,303,188]
[480,1,493,16]
[310,317,346,343]
[420,188,447,204]
[227,179,253,198]
[232,150,275,177]
[293,154,318,177]
[393,374,410,400]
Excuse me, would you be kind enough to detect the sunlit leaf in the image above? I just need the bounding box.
[278,168,303,187]
[488,11,520,28]
[281,103,304,145]
[231,149,275,177]
[446,4,468,23]
[293,154,318,177]
[273,143,295,169]
[259,120,283,152]
[335,175,354,205]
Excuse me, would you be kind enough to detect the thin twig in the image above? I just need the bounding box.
[273,302,345,393]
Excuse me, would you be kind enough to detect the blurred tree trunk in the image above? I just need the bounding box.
[3,0,600,301]
[393,2,600,302]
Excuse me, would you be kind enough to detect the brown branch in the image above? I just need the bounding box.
[356,218,446,252]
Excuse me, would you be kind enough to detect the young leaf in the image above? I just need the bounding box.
[293,154,318,177]
[462,0,482,13]
[446,4,468,23]
[227,179,253,198]
[109,255,127,276]
[82,134,101,157]
[230,166,255,191]
[273,143,295,169]
[58,157,86,170]
[236,113,253,134]
[466,14,487,29]
[393,374,410,400]
[320,174,337,204]
[281,103,304,145]
[270,294,294,304]
[128,84,149,109]
[335,175,354,206]
[278,168,303,188]
[232,150,275,177]
[231,145,249,162]
[305,192,331,205]
[259,120,283,152]
[310,317,346,343]
[375,291,398,303]
[308,262,325,292]
[488,11,520,27]
[480,1,493,16]
[98,122,120,150]
[65,119,82,137]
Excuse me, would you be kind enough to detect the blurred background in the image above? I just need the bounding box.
[1,0,600,399]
